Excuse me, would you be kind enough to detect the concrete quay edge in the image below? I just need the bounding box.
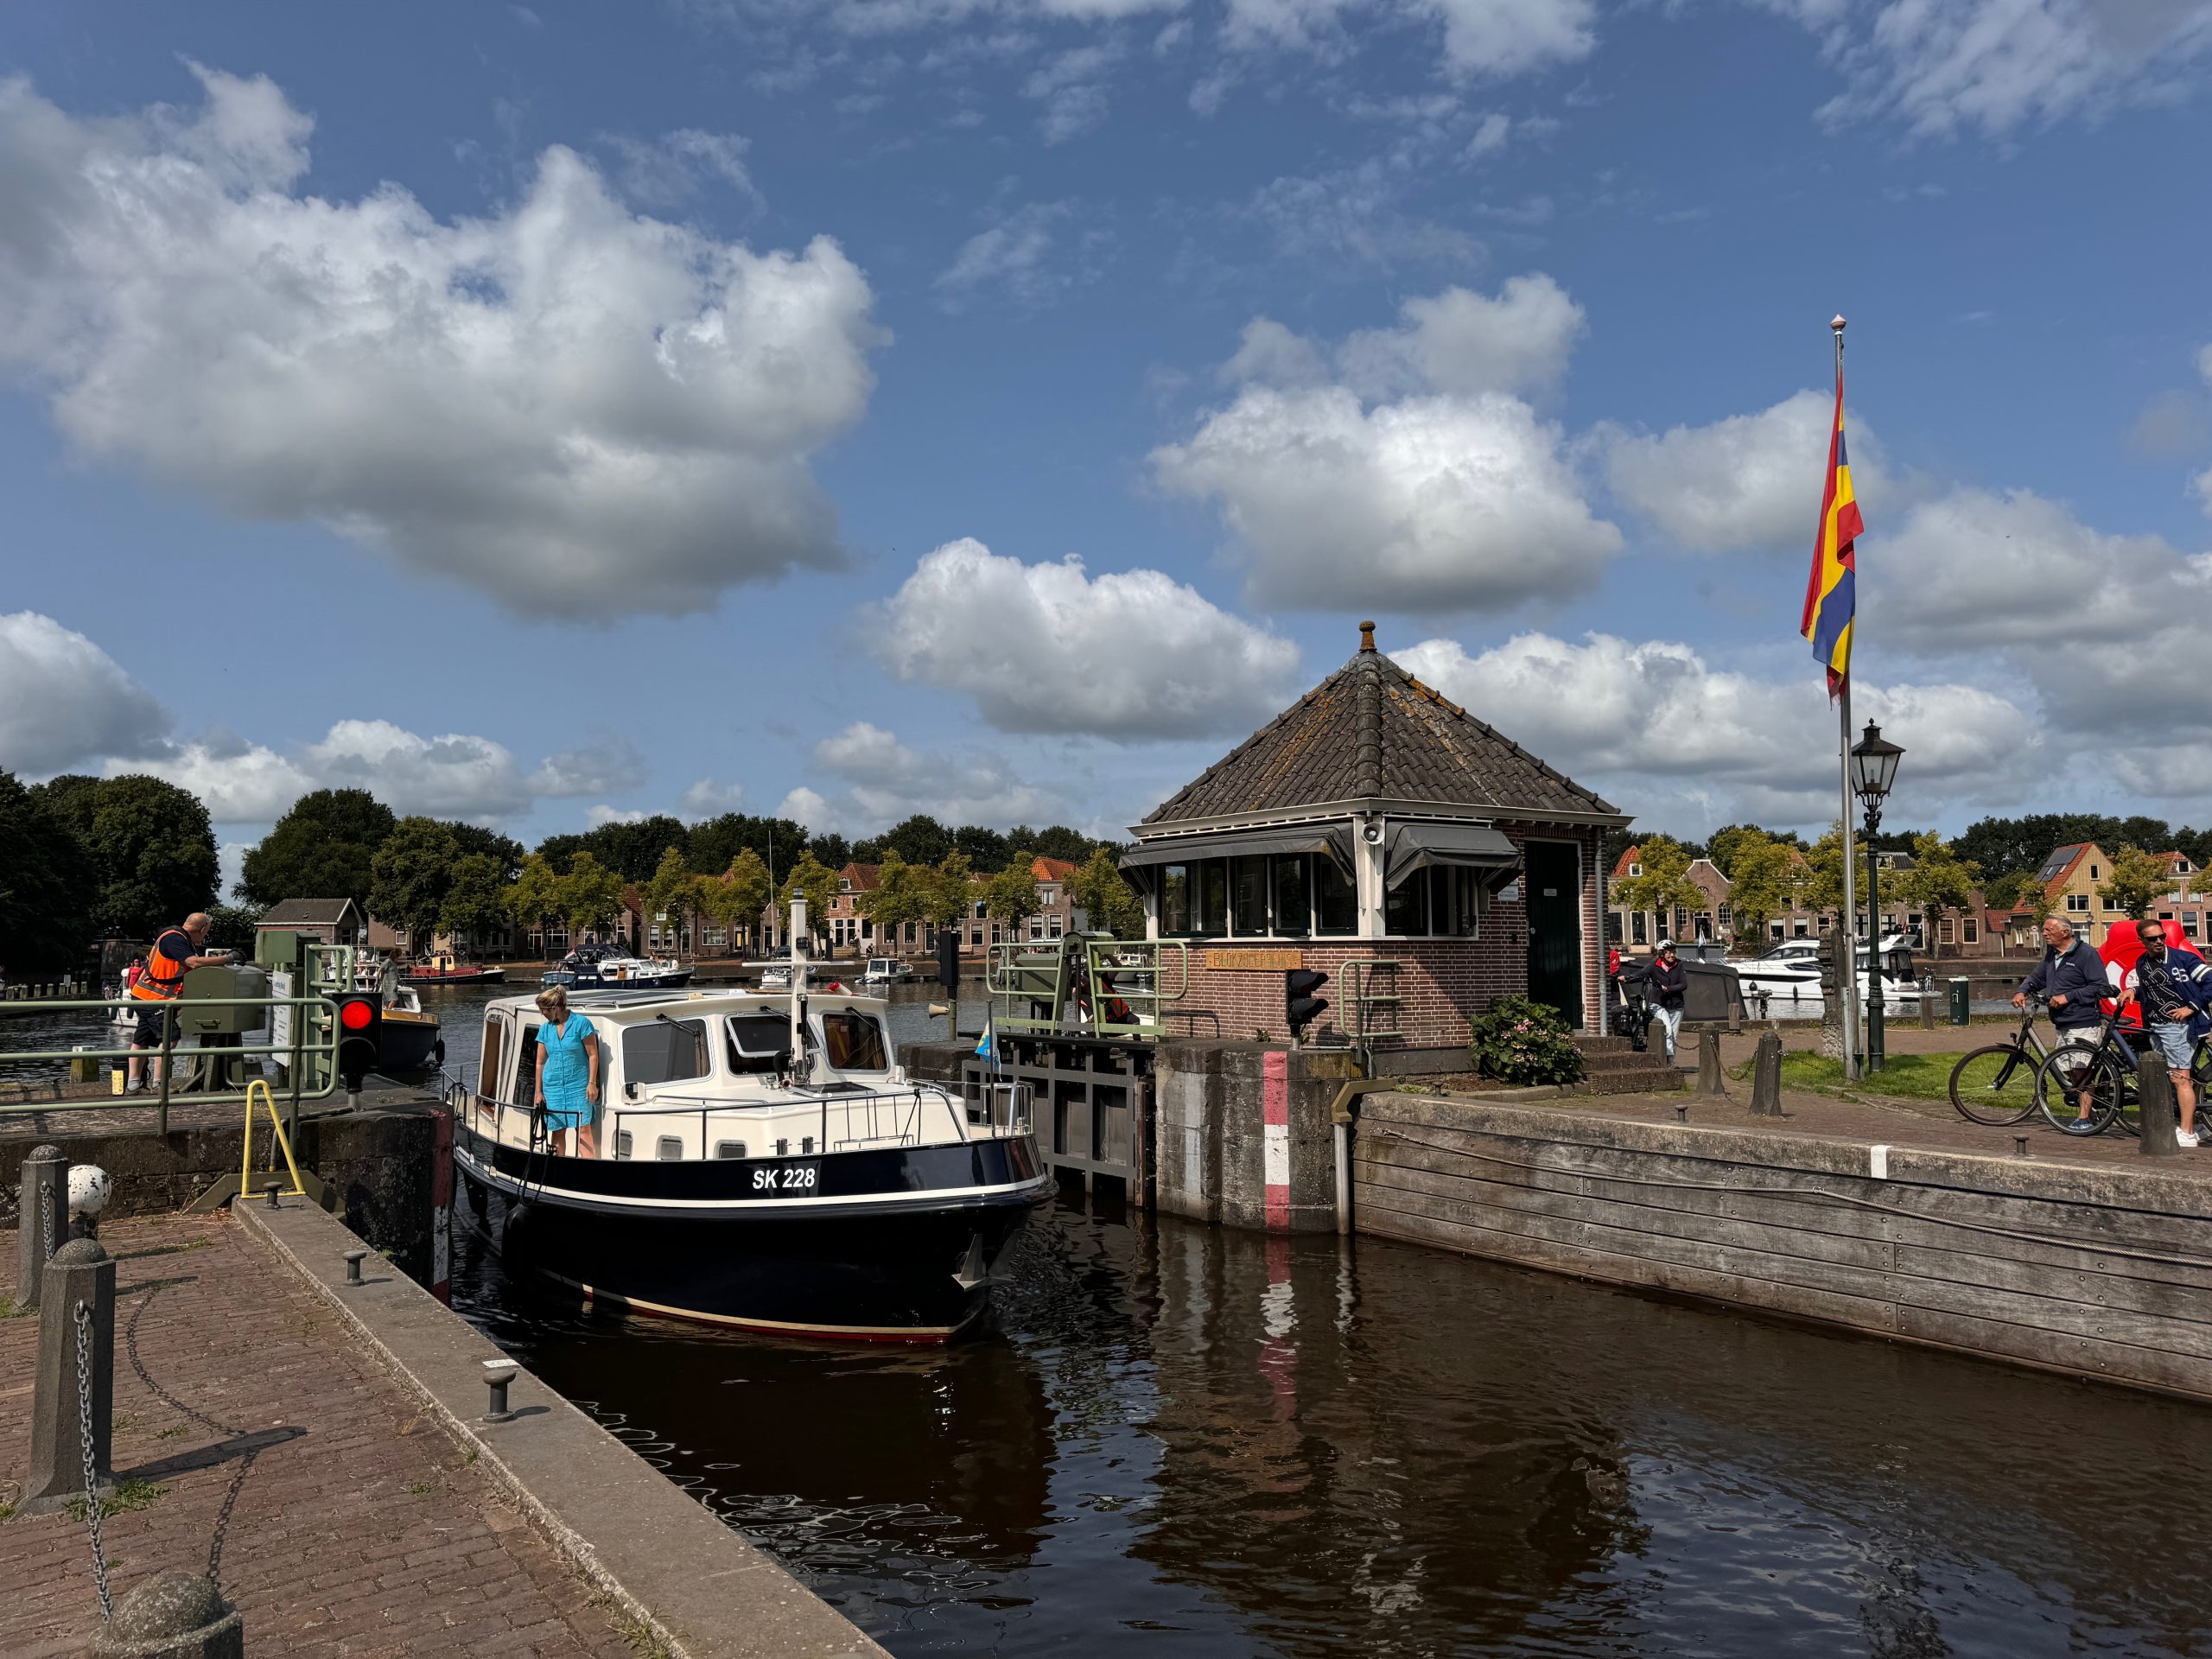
[234,1197,888,1659]
[1360,1092,2212,1218]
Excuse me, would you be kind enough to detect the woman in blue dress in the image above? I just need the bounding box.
[532,985,601,1157]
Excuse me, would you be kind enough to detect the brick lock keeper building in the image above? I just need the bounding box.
[1121,622,1629,1056]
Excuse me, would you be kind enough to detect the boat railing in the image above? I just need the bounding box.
[448,1077,995,1158]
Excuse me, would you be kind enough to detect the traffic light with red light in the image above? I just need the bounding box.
[333,990,383,1086]
[1285,968,1329,1040]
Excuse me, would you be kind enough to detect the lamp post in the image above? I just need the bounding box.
[1850,721,1905,1071]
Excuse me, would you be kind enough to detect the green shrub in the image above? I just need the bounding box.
[1469,995,1585,1087]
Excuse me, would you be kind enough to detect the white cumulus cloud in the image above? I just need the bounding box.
[809,721,1062,830]
[1395,631,2039,825]
[870,537,1302,737]
[1599,389,1889,553]
[0,612,170,776]
[0,67,886,620]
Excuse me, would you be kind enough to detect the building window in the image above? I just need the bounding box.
[1231,858,1268,935]
[1770,921,1785,941]
[1630,912,1647,945]
[1961,918,1980,944]
[1629,862,1642,878]
[1314,856,1357,937]
[1938,918,1955,943]
[2090,865,2100,880]
[1795,921,1810,938]
[1273,856,1311,939]
[2066,893,2090,912]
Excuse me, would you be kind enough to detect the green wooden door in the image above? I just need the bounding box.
[1523,841,1583,1027]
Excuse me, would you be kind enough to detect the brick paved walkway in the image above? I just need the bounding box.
[0,1215,638,1657]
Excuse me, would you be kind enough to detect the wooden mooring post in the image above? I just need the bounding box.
[2139,1052,2181,1157]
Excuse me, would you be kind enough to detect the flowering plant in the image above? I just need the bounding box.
[1468,995,1584,1086]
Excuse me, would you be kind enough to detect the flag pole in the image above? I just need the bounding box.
[1833,315,1861,1082]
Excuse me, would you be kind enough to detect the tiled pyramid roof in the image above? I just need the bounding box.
[1141,623,1621,828]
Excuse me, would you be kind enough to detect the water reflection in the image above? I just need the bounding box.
[454,1180,2212,1657]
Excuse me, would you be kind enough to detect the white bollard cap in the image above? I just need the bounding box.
[67,1164,111,1217]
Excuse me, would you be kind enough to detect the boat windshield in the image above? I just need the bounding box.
[725,1013,789,1075]
[820,1009,888,1071]
[624,1017,709,1085]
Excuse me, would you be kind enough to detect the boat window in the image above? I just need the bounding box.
[725,1014,790,1075]
[517,1022,540,1099]
[821,1010,888,1071]
[623,1018,709,1086]
[480,1017,505,1100]
[655,1135,684,1160]
[713,1140,747,1160]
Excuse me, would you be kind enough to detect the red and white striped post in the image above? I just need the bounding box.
[1262,1049,1291,1232]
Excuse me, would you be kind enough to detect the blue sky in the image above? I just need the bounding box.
[5,0,2212,887]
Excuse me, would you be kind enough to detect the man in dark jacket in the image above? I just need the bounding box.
[2014,918,2113,1126]
[1647,942,1689,1059]
[2124,918,2212,1147]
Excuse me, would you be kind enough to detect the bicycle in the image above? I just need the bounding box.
[2031,1008,2151,1136]
[1947,997,2053,1126]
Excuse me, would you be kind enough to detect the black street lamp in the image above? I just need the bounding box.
[1850,721,1905,1071]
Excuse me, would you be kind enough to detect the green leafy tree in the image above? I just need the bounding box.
[38,773,219,938]
[439,854,512,950]
[683,815,810,889]
[880,814,953,868]
[778,851,839,945]
[701,849,772,956]
[1611,835,1704,938]
[1707,823,1804,879]
[1070,847,1144,938]
[556,850,626,938]
[507,853,563,946]
[0,770,95,976]
[238,788,394,912]
[953,824,1011,868]
[860,852,938,949]
[1723,836,1802,943]
[1800,824,1878,920]
[1897,832,1980,952]
[368,817,461,953]
[2098,845,2169,920]
[447,823,524,876]
[985,862,1041,938]
[204,902,265,955]
[643,846,698,950]
[927,850,976,931]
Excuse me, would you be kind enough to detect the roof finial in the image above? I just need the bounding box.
[1358,620,1376,652]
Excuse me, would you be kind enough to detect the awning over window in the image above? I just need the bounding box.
[1384,821,1520,891]
[1120,823,1354,879]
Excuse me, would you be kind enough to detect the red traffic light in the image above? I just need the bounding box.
[340,998,374,1030]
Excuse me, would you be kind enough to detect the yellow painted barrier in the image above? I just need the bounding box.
[240,1078,308,1200]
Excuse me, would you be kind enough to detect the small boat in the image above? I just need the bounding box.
[448,956,1049,1339]
[355,952,445,1071]
[861,957,915,987]
[550,944,690,990]
[405,952,506,985]
[759,964,792,991]
[1729,934,1923,1003]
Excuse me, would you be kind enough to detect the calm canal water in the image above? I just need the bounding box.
[453,1184,2212,1656]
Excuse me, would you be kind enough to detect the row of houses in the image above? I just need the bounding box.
[1607,840,2207,957]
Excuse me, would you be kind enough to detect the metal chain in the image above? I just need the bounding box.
[124,1284,253,1586]
[41,1179,53,1265]
[74,1300,111,1622]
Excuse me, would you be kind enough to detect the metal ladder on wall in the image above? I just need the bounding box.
[1344,958,1404,1041]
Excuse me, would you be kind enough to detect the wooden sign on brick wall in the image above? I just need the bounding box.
[1204,948,1305,971]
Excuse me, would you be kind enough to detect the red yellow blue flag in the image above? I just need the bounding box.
[1799,367,1863,698]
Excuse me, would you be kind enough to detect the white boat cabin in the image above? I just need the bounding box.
[472,988,973,1161]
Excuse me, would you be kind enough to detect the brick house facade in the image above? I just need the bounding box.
[1121,623,1627,1049]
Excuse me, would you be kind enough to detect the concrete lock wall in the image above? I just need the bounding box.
[1155,1042,1362,1233]
[1352,1093,2212,1402]
[0,1104,440,1279]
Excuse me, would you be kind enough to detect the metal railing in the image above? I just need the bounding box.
[983,937,1188,1039]
[0,994,344,1134]
[1345,958,1404,1040]
[449,1077,1002,1160]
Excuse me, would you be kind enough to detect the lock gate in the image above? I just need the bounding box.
[961,1033,1156,1201]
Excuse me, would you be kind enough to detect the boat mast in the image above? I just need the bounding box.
[788,894,807,1078]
